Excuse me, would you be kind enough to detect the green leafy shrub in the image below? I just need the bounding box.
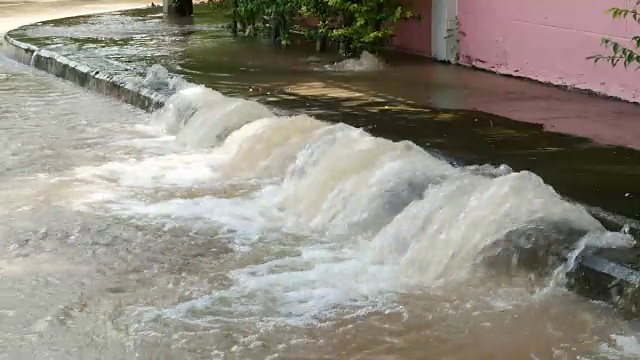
[589,1,640,69]
[209,0,413,56]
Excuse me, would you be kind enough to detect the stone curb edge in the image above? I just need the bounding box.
[569,252,640,319]
[2,32,168,111]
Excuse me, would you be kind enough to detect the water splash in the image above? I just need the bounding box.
[324,51,385,72]
[29,48,40,67]
[175,98,273,148]
[599,334,640,359]
[546,230,636,290]
[150,85,223,133]
[66,81,636,331]
[141,64,187,92]
[368,171,604,287]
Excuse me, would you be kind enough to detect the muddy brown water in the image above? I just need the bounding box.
[13,5,638,220]
[2,4,640,360]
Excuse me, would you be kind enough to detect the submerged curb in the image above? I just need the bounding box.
[570,251,640,319]
[2,32,168,111]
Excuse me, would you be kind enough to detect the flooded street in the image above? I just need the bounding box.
[0,0,147,34]
[2,2,640,360]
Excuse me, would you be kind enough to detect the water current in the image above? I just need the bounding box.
[2,3,640,359]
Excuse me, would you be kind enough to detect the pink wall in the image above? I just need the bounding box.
[458,0,640,103]
[393,0,432,56]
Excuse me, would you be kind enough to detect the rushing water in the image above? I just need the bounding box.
[3,4,640,360]
[0,0,148,34]
[0,60,638,359]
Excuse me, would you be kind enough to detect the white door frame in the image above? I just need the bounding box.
[431,0,458,62]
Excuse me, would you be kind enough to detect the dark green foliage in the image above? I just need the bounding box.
[207,0,412,57]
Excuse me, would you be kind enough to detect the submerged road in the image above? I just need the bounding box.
[1,2,640,359]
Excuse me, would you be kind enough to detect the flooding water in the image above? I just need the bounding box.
[11,7,639,222]
[3,3,640,360]
[0,0,148,34]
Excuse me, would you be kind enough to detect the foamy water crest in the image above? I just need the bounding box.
[324,51,385,72]
[600,334,640,359]
[65,83,636,333]
[141,64,188,92]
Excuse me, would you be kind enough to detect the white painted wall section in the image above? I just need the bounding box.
[431,0,458,62]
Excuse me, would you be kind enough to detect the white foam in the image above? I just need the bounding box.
[599,335,640,359]
[278,128,455,236]
[325,51,385,72]
[106,195,282,243]
[64,70,636,331]
[134,244,403,328]
[150,85,224,134]
[546,229,636,290]
[367,171,603,286]
[177,99,273,149]
[74,153,220,189]
[141,64,188,92]
[211,115,328,179]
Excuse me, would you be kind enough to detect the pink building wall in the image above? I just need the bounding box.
[393,0,432,56]
[458,0,640,103]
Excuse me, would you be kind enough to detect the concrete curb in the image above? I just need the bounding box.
[569,250,640,319]
[2,32,168,111]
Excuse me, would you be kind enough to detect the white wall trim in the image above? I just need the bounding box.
[431,0,458,62]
